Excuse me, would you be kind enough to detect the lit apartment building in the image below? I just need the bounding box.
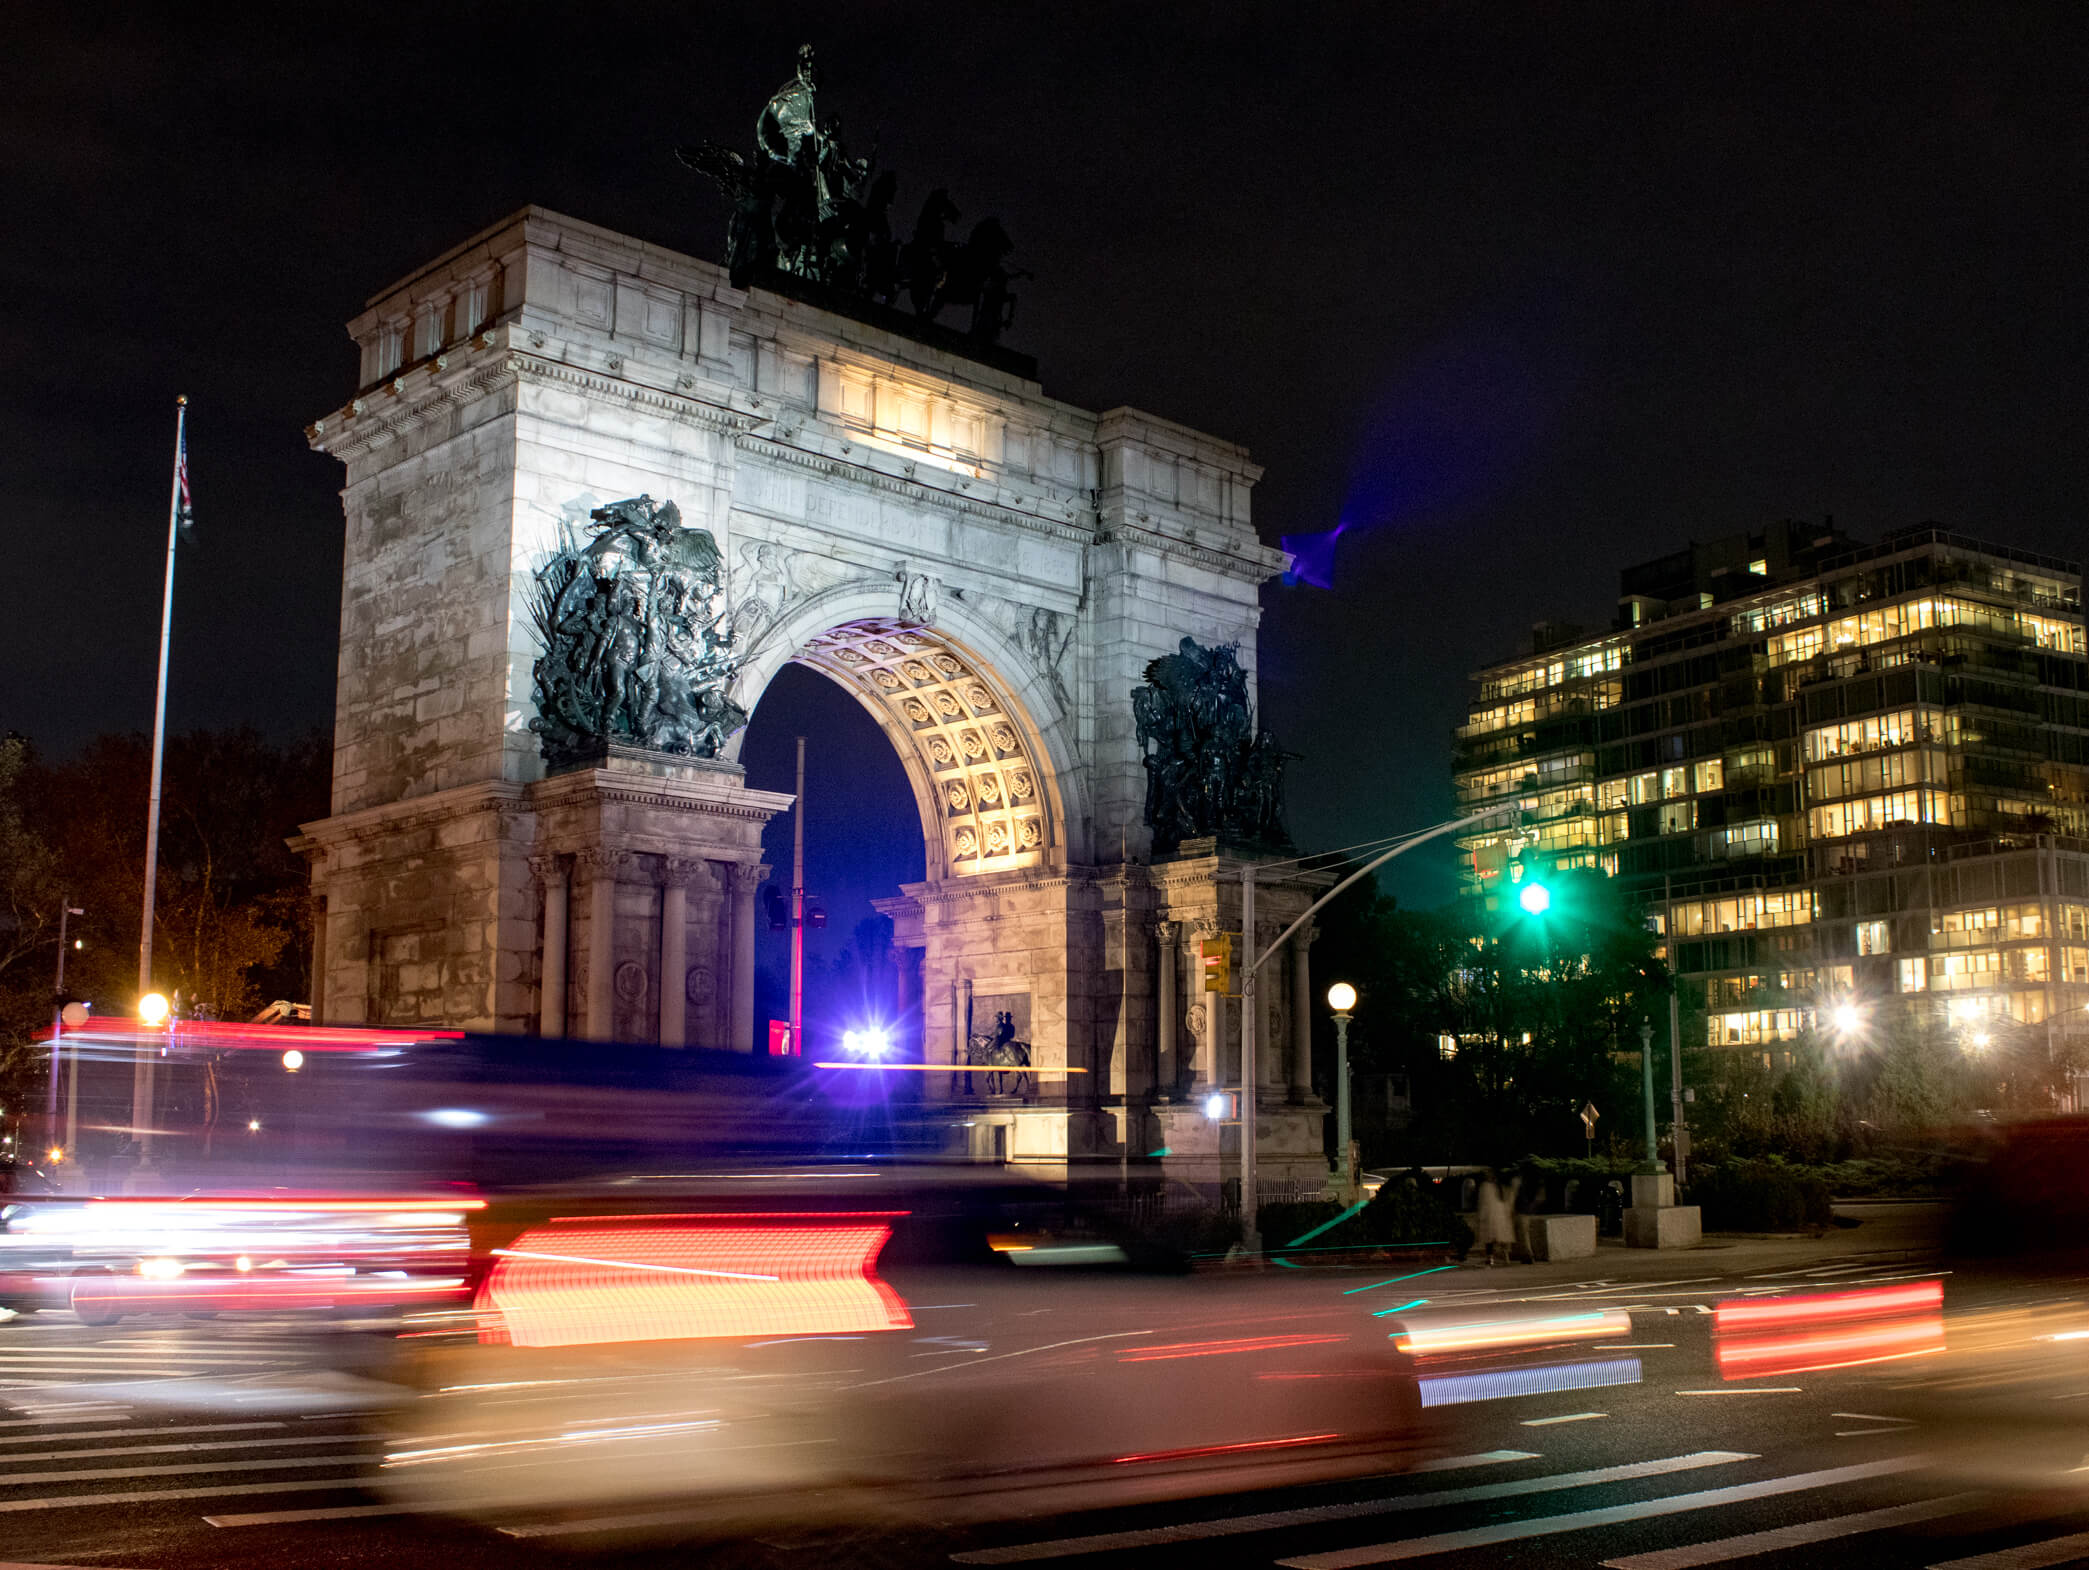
[1453,522,2089,1059]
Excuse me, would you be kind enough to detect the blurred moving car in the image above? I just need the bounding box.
[0,1196,475,1324]
[375,1170,1433,1532]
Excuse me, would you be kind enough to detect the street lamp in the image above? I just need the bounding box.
[138,992,171,1028]
[1327,982,1358,1197]
[1517,880,1552,916]
[1637,1019,1659,1172]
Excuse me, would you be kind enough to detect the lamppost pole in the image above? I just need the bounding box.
[48,899,82,1139]
[1638,1018,1659,1170]
[1328,982,1356,1200]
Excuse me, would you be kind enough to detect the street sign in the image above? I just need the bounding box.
[1579,1101,1599,1137]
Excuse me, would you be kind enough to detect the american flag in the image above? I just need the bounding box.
[175,416,196,545]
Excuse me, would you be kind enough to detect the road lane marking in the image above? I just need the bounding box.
[946,1452,1749,1565]
[1832,1413,1913,1425]
[1600,1344,1675,1350]
[1929,1530,2089,1570]
[1521,1413,1606,1427]
[846,1332,1154,1389]
[1599,1493,1980,1569]
[1274,1455,1929,1568]
[0,1453,375,1485]
[0,1477,364,1512]
[1675,1387,1804,1395]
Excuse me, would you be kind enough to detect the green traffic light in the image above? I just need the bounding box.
[1518,881,1552,915]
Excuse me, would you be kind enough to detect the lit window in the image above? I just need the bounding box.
[1856,920,1890,956]
[1748,558,1767,576]
[1897,957,1927,993]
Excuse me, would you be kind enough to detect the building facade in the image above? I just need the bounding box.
[1454,522,2089,1062]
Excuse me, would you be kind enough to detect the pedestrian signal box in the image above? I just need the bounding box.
[1201,934,1233,994]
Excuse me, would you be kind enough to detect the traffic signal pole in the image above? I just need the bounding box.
[790,737,805,1056]
[1235,807,1512,1256]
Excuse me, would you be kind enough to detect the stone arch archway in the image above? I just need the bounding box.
[300,206,1333,1185]
[723,582,1089,878]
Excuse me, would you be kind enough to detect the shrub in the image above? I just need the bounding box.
[1256,1174,1473,1256]
[1686,1158,1833,1232]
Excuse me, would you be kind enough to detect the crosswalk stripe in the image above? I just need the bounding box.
[1273,1455,1929,1568]
[1598,1492,1980,1569]
[1928,1531,2089,1570]
[3,1435,367,1463]
[0,1453,375,1486]
[207,1501,411,1527]
[0,1476,364,1513]
[946,1453,1749,1566]
[0,1423,285,1446]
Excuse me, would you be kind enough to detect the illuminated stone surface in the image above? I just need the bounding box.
[295,206,1324,1179]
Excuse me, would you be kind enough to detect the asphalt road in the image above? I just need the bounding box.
[4,1215,2087,1570]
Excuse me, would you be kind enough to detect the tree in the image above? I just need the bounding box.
[0,734,66,1097]
[1309,866,1667,1166]
[0,728,328,1048]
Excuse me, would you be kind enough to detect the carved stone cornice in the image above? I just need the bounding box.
[307,346,763,466]
[306,349,518,463]
[299,780,528,848]
[734,432,1097,547]
[506,352,764,437]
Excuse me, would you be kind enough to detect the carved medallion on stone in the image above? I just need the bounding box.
[1186,1004,1208,1036]
[685,966,716,1006]
[613,961,649,1004]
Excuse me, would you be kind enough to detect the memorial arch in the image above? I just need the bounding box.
[295,206,1331,1179]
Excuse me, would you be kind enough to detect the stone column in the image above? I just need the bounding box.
[309,894,329,1027]
[729,863,759,1053]
[956,975,975,1095]
[659,860,697,1049]
[1200,989,1223,1088]
[1155,921,1178,1096]
[1289,928,1315,1102]
[582,850,621,1042]
[532,857,570,1039]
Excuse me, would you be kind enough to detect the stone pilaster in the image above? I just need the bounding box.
[529,854,570,1038]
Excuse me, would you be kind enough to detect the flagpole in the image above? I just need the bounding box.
[133,395,186,1159]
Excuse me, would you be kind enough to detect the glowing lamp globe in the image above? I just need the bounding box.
[138,992,171,1027]
[1203,1092,1230,1121]
[1517,881,1552,915]
[1831,1004,1863,1034]
[281,1048,304,1072]
[1326,982,1358,1013]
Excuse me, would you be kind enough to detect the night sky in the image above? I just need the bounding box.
[6,3,2086,940]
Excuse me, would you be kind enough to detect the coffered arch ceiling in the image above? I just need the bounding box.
[791,618,1053,880]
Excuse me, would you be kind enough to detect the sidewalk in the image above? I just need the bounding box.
[1430,1199,1946,1292]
